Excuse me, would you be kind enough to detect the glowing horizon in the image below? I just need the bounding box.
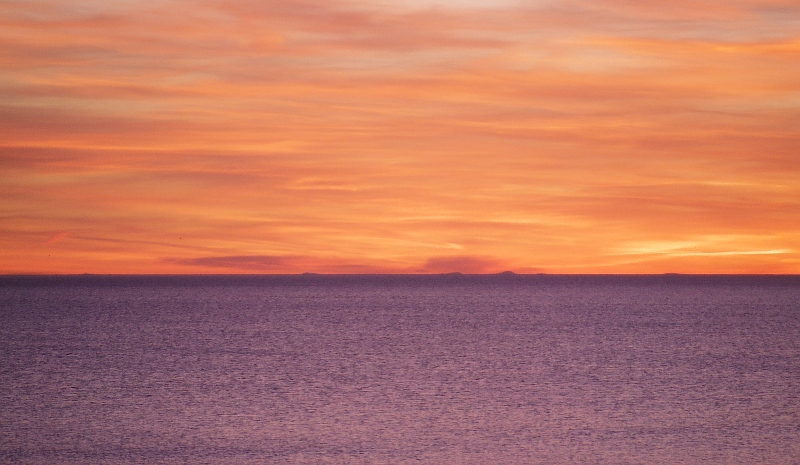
[2,0,799,274]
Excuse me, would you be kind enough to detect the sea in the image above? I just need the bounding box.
[1,274,799,464]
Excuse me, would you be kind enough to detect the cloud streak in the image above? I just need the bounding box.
[1,0,799,273]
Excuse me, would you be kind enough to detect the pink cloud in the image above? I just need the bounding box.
[45,230,68,244]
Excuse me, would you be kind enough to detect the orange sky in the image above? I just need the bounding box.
[1,0,799,274]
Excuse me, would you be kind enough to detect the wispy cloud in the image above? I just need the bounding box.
[164,255,296,272]
[1,0,798,273]
[44,230,68,244]
[163,254,401,274]
[418,255,505,274]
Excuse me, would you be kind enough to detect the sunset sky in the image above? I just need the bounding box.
[1,0,799,274]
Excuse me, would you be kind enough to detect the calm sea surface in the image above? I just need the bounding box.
[1,275,799,464]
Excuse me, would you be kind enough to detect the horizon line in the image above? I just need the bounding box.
[3,272,800,277]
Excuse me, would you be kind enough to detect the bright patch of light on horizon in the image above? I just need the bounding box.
[615,241,792,258]
[616,241,702,255]
[670,249,792,257]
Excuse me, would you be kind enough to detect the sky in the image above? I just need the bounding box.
[1,0,799,274]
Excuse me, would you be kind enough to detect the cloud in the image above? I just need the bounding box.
[1,0,799,274]
[164,255,293,271]
[44,230,68,244]
[418,255,505,273]
[162,255,400,273]
[164,254,515,274]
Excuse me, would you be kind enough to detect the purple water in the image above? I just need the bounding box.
[2,275,799,464]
